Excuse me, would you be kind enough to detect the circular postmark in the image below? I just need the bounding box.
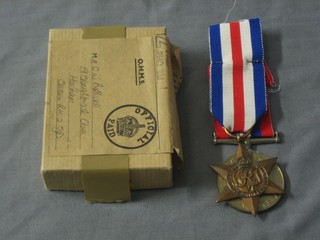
[104,105,157,149]
[226,157,269,198]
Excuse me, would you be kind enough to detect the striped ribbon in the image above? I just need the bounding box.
[209,18,275,138]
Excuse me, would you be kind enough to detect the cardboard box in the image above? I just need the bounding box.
[41,26,183,202]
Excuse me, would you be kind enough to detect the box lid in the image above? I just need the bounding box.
[42,26,183,202]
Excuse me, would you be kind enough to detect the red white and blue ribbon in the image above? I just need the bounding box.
[209,18,275,138]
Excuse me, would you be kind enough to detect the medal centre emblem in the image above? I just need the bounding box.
[227,157,269,198]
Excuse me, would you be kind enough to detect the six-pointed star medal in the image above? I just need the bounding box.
[211,143,284,216]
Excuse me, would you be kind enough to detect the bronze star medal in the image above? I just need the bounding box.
[208,18,286,215]
[211,141,285,216]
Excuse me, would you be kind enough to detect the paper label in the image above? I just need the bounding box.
[45,37,173,156]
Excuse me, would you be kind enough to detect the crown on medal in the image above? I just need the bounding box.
[117,115,145,138]
[237,156,253,167]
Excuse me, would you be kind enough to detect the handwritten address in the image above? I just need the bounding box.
[52,52,104,149]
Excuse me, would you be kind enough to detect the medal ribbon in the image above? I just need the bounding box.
[209,18,275,138]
